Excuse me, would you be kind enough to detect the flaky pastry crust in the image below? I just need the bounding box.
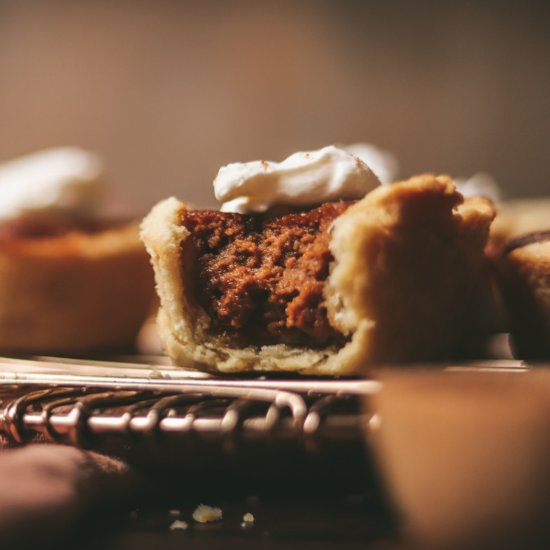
[141,175,495,375]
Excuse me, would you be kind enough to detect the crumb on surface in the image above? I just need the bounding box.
[169,519,189,531]
[192,504,223,523]
[149,369,168,379]
[243,512,255,523]
[169,509,181,517]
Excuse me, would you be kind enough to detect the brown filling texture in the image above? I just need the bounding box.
[180,201,353,348]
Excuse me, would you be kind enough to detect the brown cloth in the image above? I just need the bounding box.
[0,445,144,549]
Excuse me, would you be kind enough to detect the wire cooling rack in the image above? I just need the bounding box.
[0,356,526,484]
[0,356,383,478]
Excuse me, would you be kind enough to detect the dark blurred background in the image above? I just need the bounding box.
[0,0,548,210]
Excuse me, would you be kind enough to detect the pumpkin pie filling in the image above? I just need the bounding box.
[180,201,353,349]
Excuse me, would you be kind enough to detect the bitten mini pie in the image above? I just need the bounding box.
[142,147,495,375]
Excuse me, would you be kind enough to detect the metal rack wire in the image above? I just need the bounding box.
[0,383,369,447]
[0,357,379,456]
[0,357,525,473]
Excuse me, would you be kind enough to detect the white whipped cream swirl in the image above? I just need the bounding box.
[342,142,399,185]
[0,147,103,221]
[214,145,381,213]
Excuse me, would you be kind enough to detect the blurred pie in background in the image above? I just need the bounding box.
[488,198,550,360]
[0,148,155,355]
[488,197,550,254]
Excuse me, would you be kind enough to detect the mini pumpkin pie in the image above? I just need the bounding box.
[0,147,154,354]
[482,196,550,341]
[142,147,495,375]
[492,232,550,360]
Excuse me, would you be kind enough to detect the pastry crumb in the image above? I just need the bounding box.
[169,519,189,531]
[242,512,255,523]
[192,504,223,523]
[169,509,181,518]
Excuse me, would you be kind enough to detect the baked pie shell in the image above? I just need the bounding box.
[142,175,495,375]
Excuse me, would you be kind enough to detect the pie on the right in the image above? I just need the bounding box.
[492,232,550,359]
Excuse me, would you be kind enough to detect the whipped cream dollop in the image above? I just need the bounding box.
[214,145,381,213]
[0,147,103,221]
[342,142,399,185]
